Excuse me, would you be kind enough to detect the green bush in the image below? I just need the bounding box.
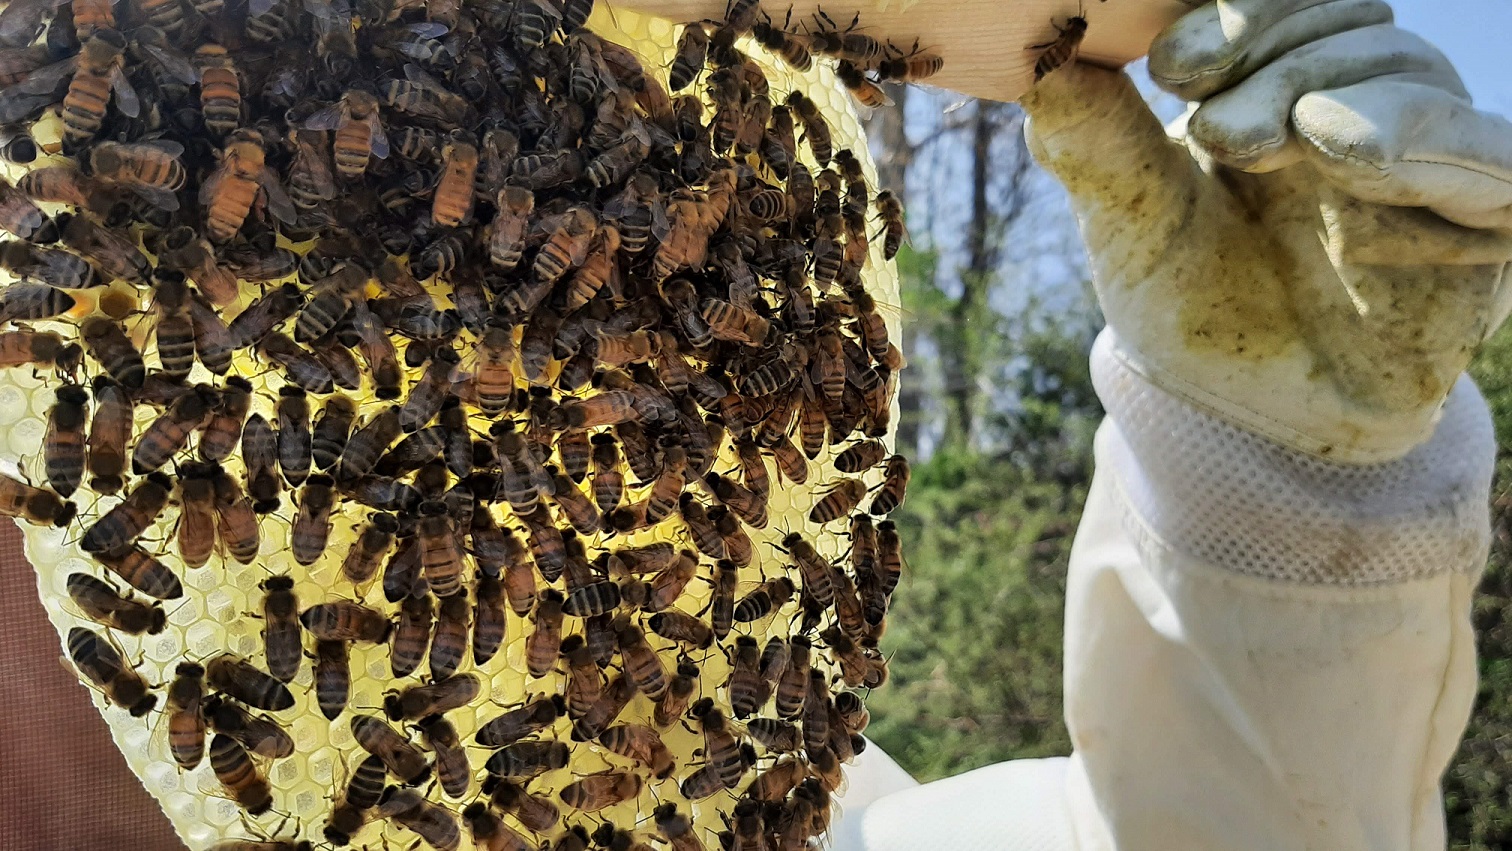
[871,325,1512,851]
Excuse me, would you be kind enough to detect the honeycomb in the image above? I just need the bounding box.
[0,4,905,849]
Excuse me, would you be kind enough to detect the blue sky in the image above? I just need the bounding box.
[1394,0,1511,118]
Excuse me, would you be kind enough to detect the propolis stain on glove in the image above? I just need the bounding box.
[0,0,909,848]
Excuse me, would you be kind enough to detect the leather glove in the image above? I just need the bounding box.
[1021,0,1512,463]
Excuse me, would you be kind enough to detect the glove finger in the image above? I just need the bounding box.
[1022,63,1200,230]
[1294,79,1512,232]
[1151,0,1395,102]
[1184,24,1463,173]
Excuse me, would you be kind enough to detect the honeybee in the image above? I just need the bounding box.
[877,518,903,596]
[206,654,294,711]
[67,626,153,716]
[645,609,713,651]
[0,329,66,370]
[312,638,349,720]
[431,134,478,227]
[53,31,140,148]
[806,477,864,524]
[90,139,184,211]
[390,589,433,677]
[349,300,403,400]
[80,471,171,556]
[208,734,273,815]
[635,546,690,614]
[338,406,402,482]
[336,512,394,586]
[132,385,214,475]
[273,387,313,487]
[16,163,101,211]
[461,803,531,851]
[483,740,570,780]
[299,599,392,643]
[871,187,907,260]
[305,89,389,177]
[653,805,706,851]
[560,771,642,812]
[586,723,671,783]
[285,127,336,210]
[42,385,86,499]
[201,129,296,241]
[745,716,801,754]
[325,753,386,845]
[379,674,478,725]
[606,615,664,699]
[155,661,208,769]
[1032,14,1088,81]
[834,689,871,735]
[67,572,165,635]
[574,671,633,741]
[259,332,335,394]
[253,575,302,683]
[0,281,73,325]
[292,474,335,565]
[80,316,144,391]
[228,284,301,350]
[428,591,469,680]
[204,694,294,759]
[870,454,910,515]
[409,503,461,600]
[488,778,562,835]
[351,713,431,784]
[417,714,471,799]
[377,787,461,851]
[209,468,260,564]
[532,205,596,287]
[480,184,534,272]
[513,586,563,678]
[307,396,355,473]
[382,61,469,124]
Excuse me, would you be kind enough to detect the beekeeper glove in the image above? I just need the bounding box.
[1021,0,1512,463]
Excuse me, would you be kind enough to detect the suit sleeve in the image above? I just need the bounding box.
[832,328,1494,851]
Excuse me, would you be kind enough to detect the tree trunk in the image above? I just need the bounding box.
[939,100,1005,452]
[866,87,924,455]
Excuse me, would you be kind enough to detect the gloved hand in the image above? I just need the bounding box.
[1021,0,1512,463]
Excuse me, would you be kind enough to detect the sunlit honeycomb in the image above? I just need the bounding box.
[2,4,904,850]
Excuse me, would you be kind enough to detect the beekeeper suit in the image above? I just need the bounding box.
[832,1,1512,849]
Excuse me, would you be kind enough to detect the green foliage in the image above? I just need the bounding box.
[869,318,1512,851]
[865,448,1081,781]
[865,314,1097,782]
[1446,325,1512,851]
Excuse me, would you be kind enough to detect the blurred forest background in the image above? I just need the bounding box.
[858,80,1512,850]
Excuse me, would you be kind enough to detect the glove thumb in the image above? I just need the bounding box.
[1022,64,1201,249]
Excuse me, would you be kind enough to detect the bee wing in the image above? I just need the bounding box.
[650,200,671,242]
[142,44,200,85]
[302,0,344,22]
[258,169,299,225]
[402,61,446,91]
[404,21,449,38]
[0,0,63,48]
[110,69,141,118]
[127,184,180,212]
[368,115,390,160]
[142,138,186,158]
[7,54,73,96]
[247,0,279,17]
[302,102,344,131]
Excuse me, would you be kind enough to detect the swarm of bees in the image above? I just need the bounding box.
[0,0,919,848]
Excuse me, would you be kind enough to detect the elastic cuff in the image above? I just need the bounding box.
[1091,330,1494,586]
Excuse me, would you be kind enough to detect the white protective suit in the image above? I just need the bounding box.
[830,1,1512,850]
